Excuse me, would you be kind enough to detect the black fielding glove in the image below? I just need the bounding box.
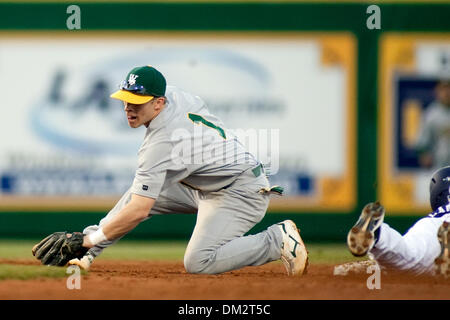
[32,232,88,266]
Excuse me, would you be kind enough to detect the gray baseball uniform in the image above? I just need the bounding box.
[83,86,283,274]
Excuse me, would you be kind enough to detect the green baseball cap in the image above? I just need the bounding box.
[110,65,166,104]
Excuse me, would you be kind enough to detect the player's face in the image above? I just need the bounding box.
[123,99,161,128]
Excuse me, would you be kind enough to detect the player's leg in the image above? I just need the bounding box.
[369,215,449,275]
[148,183,198,216]
[183,172,307,275]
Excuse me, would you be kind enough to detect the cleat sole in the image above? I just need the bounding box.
[347,202,385,257]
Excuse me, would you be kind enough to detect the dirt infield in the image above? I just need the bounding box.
[0,259,449,300]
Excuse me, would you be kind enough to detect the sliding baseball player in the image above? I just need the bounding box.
[344,166,450,277]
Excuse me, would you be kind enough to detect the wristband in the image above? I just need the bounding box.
[88,228,108,246]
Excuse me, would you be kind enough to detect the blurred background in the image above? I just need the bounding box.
[0,0,449,243]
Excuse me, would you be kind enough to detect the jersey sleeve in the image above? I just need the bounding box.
[130,139,174,199]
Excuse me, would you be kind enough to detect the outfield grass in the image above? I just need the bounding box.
[0,240,363,264]
[0,264,68,280]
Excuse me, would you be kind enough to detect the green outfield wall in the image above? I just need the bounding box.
[0,1,449,241]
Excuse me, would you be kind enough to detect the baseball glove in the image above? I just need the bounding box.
[32,232,88,266]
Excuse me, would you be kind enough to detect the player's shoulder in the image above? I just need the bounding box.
[165,85,209,119]
[428,203,450,218]
[166,86,205,106]
[158,86,203,129]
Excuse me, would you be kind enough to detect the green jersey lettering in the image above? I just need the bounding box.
[188,113,226,139]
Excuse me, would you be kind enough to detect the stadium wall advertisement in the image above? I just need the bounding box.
[0,33,356,212]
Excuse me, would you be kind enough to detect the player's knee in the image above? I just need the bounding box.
[184,254,204,274]
[184,261,202,274]
[183,250,213,274]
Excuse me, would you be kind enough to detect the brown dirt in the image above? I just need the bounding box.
[0,259,449,300]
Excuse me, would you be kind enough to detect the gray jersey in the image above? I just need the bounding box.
[415,101,450,168]
[130,86,258,199]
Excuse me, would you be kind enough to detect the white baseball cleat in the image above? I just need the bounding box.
[435,221,450,278]
[347,201,385,257]
[278,220,308,276]
[68,252,95,271]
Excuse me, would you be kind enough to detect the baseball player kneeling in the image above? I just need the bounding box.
[341,166,450,277]
[31,65,308,276]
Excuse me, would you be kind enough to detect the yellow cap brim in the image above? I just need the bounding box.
[110,90,154,104]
